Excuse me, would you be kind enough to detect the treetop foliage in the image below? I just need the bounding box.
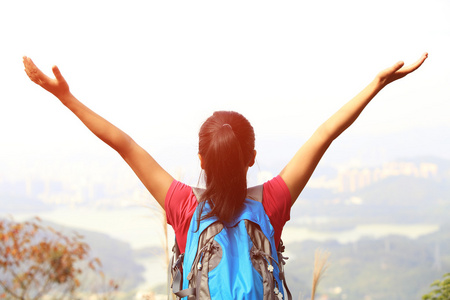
[422,273,450,300]
[0,217,118,299]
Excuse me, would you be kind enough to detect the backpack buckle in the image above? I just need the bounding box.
[174,253,184,270]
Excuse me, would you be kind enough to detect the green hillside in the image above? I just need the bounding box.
[284,223,450,300]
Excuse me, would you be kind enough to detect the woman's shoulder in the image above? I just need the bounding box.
[248,175,290,200]
[259,175,291,214]
[165,180,192,203]
[165,180,199,226]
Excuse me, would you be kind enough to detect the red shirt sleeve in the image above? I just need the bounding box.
[262,175,292,248]
[165,180,198,253]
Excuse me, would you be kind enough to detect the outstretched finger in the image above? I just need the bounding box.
[400,52,428,74]
[380,61,404,79]
[23,56,33,68]
[52,65,65,82]
[23,56,42,84]
[391,61,405,73]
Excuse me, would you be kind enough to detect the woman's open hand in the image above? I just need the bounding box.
[377,52,428,87]
[23,56,70,99]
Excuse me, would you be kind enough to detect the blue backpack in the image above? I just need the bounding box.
[170,185,292,300]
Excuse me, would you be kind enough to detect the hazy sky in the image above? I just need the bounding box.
[1,0,449,256]
[1,0,449,169]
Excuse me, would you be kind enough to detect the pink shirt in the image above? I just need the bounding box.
[165,175,291,253]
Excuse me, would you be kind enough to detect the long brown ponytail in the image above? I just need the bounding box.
[197,111,255,225]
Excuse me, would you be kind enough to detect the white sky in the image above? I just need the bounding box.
[1,0,449,169]
[1,0,449,255]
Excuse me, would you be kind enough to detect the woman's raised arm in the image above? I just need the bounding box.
[23,57,174,208]
[280,53,428,205]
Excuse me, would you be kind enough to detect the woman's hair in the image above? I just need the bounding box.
[198,111,255,225]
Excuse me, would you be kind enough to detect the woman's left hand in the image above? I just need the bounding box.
[376,52,428,87]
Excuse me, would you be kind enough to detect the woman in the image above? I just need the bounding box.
[23,53,428,297]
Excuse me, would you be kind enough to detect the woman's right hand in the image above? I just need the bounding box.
[23,56,173,208]
[23,56,70,99]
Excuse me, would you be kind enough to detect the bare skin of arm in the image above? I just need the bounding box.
[280,53,428,206]
[23,57,173,208]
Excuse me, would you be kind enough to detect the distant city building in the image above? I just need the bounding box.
[337,162,438,192]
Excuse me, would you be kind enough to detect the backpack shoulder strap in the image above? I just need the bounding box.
[247,184,263,203]
[248,184,292,300]
[192,187,204,203]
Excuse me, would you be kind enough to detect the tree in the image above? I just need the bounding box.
[0,217,118,299]
[422,273,450,300]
